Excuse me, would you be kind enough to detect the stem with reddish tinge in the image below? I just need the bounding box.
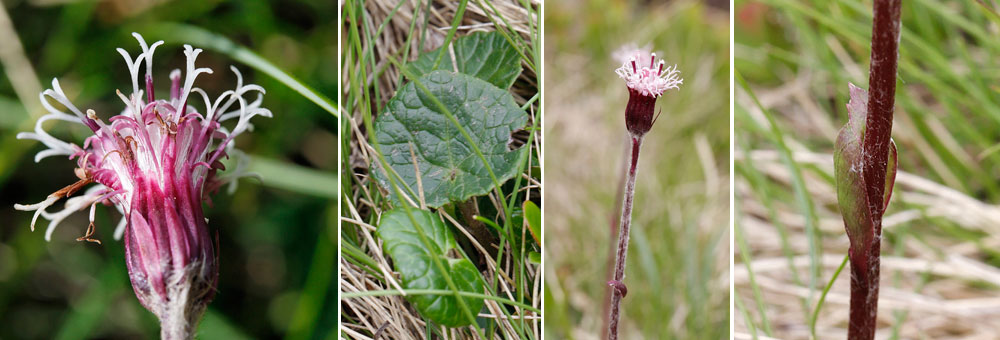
[848,239,881,340]
[862,0,900,221]
[850,0,900,339]
[607,135,642,340]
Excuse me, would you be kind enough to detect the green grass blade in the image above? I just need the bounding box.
[248,156,338,199]
[285,210,336,340]
[341,289,540,313]
[809,254,848,337]
[737,71,822,307]
[147,23,338,118]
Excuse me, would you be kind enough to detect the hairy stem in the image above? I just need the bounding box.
[607,135,642,340]
[848,239,881,340]
[849,0,900,339]
[160,308,195,340]
[862,0,900,218]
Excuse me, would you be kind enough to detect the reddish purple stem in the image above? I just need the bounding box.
[862,0,900,222]
[607,135,642,340]
[850,0,900,339]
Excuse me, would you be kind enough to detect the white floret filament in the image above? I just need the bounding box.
[14,32,270,243]
[615,51,684,98]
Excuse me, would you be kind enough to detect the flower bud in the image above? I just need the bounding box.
[624,87,658,137]
[614,50,683,137]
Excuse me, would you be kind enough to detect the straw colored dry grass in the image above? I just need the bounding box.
[734,145,1000,339]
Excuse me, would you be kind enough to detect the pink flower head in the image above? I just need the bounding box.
[615,50,682,98]
[614,49,682,137]
[14,32,270,337]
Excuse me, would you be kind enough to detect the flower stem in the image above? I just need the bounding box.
[862,0,900,223]
[607,135,643,340]
[848,241,881,340]
[160,305,195,340]
[160,320,193,340]
[848,0,901,339]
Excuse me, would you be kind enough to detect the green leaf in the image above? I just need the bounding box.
[835,83,874,256]
[409,31,522,89]
[528,251,541,264]
[523,201,541,245]
[373,71,528,208]
[377,208,486,327]
[834,83,897,260]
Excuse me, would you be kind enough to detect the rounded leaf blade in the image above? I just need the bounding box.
[373,71,529,208]
[377,208,486,327]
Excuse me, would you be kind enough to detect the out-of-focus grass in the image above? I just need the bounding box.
[544,0,730,339]
[0,1,336,339]
[735,0,1000,338]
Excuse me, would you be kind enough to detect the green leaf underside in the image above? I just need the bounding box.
[834,83,897,256]
[409,31,522,89]
[377,208,486,327]
[373,71,529,208]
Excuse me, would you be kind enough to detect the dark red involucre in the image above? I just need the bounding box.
[615,50,682,137]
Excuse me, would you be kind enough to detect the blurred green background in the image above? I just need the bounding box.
[544,0,729,339]
[0,0,337,339]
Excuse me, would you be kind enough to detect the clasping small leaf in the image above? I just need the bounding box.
[834,83,897,265]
